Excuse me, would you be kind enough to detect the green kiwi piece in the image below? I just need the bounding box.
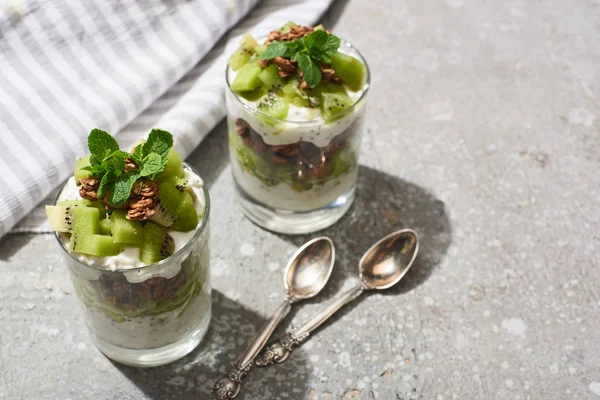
[278,21,297,33]
[156,149,185,181]
[169,193,199,232]
[228,33,259,71]
[238,85,268,102]
[140,222,175,264]
[258,64,284,90]
[57,199,108,219]
[150,182,181,228]
[330,52,366,92]
[320,92,353,122]
[46,205,99,234]
[99,218,111,236]
[258,93,290,119]
[110,210,143,246]
[74,154,91,181]
[71,234,121,257]
[231,59,263,93]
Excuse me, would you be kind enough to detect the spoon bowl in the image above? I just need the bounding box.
[254,229,420,369]
[285,237,335,300]
[360,229,419,290]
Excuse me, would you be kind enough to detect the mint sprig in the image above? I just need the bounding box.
[83,129,174,207]
[261,29,341,88]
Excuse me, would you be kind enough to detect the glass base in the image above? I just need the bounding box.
[91,307,212,368]
[235,184,355,234]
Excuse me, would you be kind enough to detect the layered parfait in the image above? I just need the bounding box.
[226,23,369,232]
[46,128,210,366]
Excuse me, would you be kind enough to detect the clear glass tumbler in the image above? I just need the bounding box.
[54,164,211,367]
[226,40,370,234]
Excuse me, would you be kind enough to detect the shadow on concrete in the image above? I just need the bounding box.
[275,165,452,334]
[117,290,309,399]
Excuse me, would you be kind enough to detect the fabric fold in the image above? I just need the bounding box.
[4,0,335,235]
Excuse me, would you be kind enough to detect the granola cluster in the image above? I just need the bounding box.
[77,163,160,221]
[259,25,341,90]
[235,118,350,182]
[94,270,188,310]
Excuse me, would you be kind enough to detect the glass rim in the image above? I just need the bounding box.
[52,162,210,274]
[225,37,371,125]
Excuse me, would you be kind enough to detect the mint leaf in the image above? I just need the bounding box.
[103,150,130,172]
[303,30,328,50]
[108,171,140,207]
[143,129,173,162]
[97,170,118,198]
[308,47,331,64]
[322,34,341,56]
[261,41,300,60]
[294,53,321,88]
[139,153,162,177]
[88,129,119,162]
[131,144,144,165]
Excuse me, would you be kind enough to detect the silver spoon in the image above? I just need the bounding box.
[254,229,419,367]
[212,237,335,400]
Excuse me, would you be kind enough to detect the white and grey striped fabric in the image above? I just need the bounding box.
[0,0,334,237]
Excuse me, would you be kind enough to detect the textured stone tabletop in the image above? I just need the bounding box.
[1,0,599,399]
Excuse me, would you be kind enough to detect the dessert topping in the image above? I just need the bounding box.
[260,27,342,88]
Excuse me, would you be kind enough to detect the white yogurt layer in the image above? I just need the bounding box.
[57,168,206,282]
[232,158,358,211]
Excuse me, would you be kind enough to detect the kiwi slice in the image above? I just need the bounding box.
[140,222,175,264]
[46,205,99,234]
[258,93,290,119]
[320,92,353,121]
[231,59,263,93]
[169,194,199,232]
[278,21,297,33]
[99,218,111,236]
[238,85,268,102]
[330,52,366,92]
[57,199,108,218]
[156,149,185,182]
[74,155,91,181]
[110,210,143,246]
[151,181,199,231]
[228,33,259,71]
[46,205,120,257]
[258,64,284,91]
[71,234,121,257]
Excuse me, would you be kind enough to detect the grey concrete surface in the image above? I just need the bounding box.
[1,0,599,399]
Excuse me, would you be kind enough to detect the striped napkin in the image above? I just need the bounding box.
[0,0,334,237]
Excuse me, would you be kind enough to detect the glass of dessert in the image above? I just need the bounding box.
[46,129,211,367]
[225,23,369,234]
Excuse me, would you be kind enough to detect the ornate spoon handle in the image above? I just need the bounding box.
[255,283,365,367]
[212,300,292,399]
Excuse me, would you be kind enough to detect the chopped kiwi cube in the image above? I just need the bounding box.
[156,149,185,181]
[46,205,99,234]
[71,234,121,257]
[258,64,284,90]
[99,218,111,236]
[110,210,143,246]
[255,44,267,56]
[231,60,263,93]
[330,52,366,92]
[279,21,297,33]
[258,94,290,119]
[238,85,268,102]
[320,92,353,122]
[74,154,91,181]
[150,182,182,228]
[140,222,175,265]
[228,33,259,71]
[169,193,199,232]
